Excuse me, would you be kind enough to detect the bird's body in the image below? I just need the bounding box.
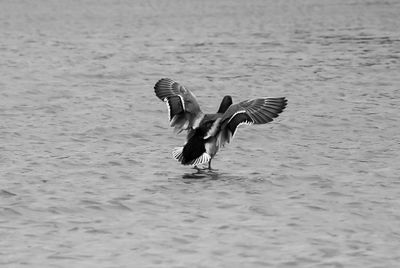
[154,78,287,169]
[174,113,223,168]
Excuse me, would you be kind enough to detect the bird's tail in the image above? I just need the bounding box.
[172,147,184,162]
[172,141,211,166]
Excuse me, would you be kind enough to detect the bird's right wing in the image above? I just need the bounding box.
[217,97,287,147]
[154,78,204,133]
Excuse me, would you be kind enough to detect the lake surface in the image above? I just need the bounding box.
[1,0,400,267]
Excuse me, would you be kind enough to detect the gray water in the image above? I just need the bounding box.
[1,0,400,267]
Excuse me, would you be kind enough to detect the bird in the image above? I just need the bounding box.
[154,78,287,169]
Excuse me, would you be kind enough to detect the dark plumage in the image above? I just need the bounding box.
[154,78,288,169]
[217,96,233,113]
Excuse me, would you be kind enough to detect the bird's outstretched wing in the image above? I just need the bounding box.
[217,97,287,146]
[154,78,204,132]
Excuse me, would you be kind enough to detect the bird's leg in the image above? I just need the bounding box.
[208,160,218,171]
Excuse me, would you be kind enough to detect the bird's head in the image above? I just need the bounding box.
[217,95,233,113]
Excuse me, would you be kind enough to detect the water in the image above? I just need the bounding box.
[1,0,400,267]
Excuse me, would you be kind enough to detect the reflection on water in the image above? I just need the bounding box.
[181,169,221,180]
[1,0,400,267]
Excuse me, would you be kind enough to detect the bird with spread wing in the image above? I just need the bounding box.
[154,78,287,169]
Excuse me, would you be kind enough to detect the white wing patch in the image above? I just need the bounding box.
[237,121,253,127]
[179,95,185,111]
[232,120,253,140]
[164,98,172,121]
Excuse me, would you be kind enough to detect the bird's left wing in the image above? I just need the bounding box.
[154,78,204,132]
[217,97,287,146]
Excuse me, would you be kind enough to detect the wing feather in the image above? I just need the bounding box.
[154,78,204,132]
[217,97,287,146]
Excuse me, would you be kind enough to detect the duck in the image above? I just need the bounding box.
[154,78,287,169]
